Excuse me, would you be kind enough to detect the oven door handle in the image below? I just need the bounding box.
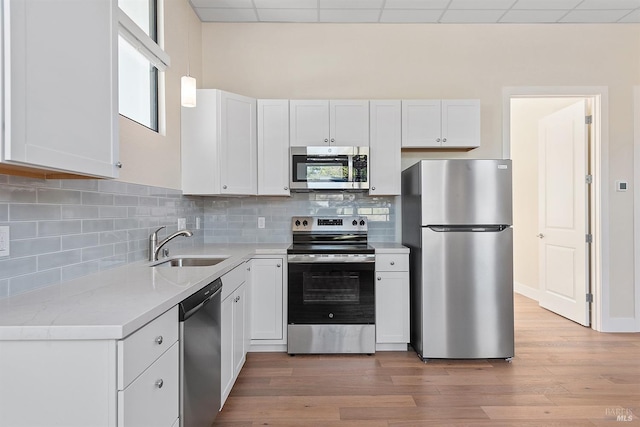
[287,254,375,263]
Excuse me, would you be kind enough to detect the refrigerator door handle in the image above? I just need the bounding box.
[428,225,509,232]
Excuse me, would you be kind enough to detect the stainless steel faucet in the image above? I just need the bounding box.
[149,226,193,261]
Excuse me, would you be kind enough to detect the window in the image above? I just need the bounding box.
[118,0,170,132]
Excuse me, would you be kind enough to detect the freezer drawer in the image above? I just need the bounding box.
[416,227,514,359]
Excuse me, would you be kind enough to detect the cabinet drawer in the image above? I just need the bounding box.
[221,262,247,301]
[118,306,178,390]
[118,342,179,427]
[376,254,408,272]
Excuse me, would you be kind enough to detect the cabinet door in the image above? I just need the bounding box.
[369,101,401,196]
[118,343,179,427]
[220,92,257,194]
[330,100,369,146]
[401,100,442,147]
[257,100,290,196]
[3,0,118,178]
[220,293,234,406]
[375,272,410,344]
[232,283,248,376]
[250,258,284,340]
[289,100,330,146]
[441,99,481,148]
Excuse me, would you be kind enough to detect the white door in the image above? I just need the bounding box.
[289,100,329,146]
[401,100,441,147]
[257,100,290,196]
[538,100,590,326]
[369,100,401,195]
[441,99,481,148]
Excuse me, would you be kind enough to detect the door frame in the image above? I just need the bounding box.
[633,87,640,332]
[502,86,608,332]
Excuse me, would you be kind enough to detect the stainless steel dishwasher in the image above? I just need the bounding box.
[179,278,222,427]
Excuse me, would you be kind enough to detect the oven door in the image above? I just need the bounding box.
[287,254,375,324]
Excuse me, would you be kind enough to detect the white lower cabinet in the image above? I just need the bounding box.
[0,306,179,427]
[375,252,410,350]
[117,343,179,427]
[221,263,250,408]
[250,257,286,347]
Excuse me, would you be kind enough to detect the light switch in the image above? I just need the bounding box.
[0,226,9,257]
[178,218,187,229]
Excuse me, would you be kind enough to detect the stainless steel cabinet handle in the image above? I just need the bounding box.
[436,138,441,143]
[537,233,545,239]
[222,185,227,189]
[371,186,376,191]
[377,277,381,281]
[324,138,328,143]
[390,261,395,265]
[115,162,123,168]
[155,336,163,345]
[155,379,164,389]
[443,138,447,142]
[330,138,335,143]
[276,264,281,267]
[284,186,288,191]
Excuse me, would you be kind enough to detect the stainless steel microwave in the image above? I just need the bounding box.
[290,146,369,191]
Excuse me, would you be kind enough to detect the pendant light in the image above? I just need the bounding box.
[181,9,196,108]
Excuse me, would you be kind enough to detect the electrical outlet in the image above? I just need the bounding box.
[196,217,201,230]
[0,226,10,257]
[177,218,186,229]
[258,217,265,229]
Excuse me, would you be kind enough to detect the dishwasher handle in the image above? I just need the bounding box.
[179,278,222,321]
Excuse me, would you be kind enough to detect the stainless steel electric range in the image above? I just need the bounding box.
[287,216,376,354]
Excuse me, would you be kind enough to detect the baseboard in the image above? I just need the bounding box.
[376,343,409,351]
[514,281,540,301]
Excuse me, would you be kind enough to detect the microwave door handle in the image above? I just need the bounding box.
[348,155,353,184]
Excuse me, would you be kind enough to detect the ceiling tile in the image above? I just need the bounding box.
[560,10,632,22]
[500,10,567,22]
[257,8,318,21]
[384,0,449,9]
[619,9,640,21]
[320,0,385,9]
[577,0,640,9]
[380,9,443,22]
[440,9,506,22]
[254,0,317,8]
[320,9,381,22]
[195,7,258,21]
[448,0,516,10]
[189,0,253,8]
[511,0,581,9]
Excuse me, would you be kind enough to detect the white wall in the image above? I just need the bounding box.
[118,0,202,190]
[198,23,639,321]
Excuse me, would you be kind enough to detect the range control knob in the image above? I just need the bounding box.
[352,220,358,226]
[302,220,308,227]
[295,220,301,227]
[328,313,334,319]
[360,220,366,226]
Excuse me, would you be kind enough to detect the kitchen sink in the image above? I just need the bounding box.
[152,257,228,267]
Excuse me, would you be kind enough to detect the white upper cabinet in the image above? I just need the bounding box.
[257,100,290,196]
[1,0,119,178]
[369,100,401,196]
[182,89,257,195]
[401,99,480,148]
[290,100,369,147]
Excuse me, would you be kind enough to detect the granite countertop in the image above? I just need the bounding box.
[0,242,407,342]
[0,244,288,341]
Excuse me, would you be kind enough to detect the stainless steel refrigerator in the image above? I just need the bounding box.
[402,159,514,360]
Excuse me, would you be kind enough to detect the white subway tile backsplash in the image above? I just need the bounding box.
[0,173,396,298]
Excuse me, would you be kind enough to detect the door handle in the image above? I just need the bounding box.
[537,233,545,239]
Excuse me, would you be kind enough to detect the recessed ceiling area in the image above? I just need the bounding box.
[189,0,640,23]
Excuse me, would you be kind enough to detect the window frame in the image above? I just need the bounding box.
[118,0,169,132]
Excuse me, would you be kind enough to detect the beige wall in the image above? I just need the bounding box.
[199,22,640,321]
[118,0,202,189]
[511,98,584,297]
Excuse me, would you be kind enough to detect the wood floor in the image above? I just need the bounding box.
[214,294,640,426]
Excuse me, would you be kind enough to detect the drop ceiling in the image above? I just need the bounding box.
[189,0,640,23]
